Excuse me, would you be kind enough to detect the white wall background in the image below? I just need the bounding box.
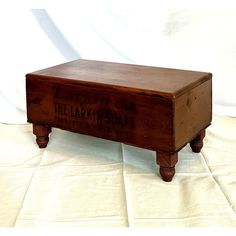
[1,1,236,124]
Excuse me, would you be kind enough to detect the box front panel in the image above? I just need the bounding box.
[26,77,174,150]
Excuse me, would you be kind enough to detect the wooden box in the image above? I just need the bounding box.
[26,59,212,181]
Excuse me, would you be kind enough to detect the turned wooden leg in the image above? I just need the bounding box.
[156,151,178,182]
[190,129,206,153]
[33,124,52,148]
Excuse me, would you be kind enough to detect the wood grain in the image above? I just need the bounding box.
[26,59,212,181]
[28,59,211,99]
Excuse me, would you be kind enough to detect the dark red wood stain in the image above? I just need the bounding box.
[26,59,212,182]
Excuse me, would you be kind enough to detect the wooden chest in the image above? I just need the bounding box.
[26,59,212,181]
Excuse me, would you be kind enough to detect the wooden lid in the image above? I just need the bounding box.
[28,59,212,98]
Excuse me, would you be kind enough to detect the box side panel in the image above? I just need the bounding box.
[26,76,174,151]
[174,78,212,150]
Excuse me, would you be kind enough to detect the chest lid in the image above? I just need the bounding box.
[27,59,212,99]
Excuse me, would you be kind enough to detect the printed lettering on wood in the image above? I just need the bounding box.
[53,86,135,137]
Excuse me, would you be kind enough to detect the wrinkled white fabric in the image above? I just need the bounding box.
[0,115,235,227]
[1,2,236,228]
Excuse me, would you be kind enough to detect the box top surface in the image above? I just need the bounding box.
[28,59,212,98]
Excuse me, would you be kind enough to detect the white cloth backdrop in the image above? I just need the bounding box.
[0,2,236,124]
[1,2,236,228]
